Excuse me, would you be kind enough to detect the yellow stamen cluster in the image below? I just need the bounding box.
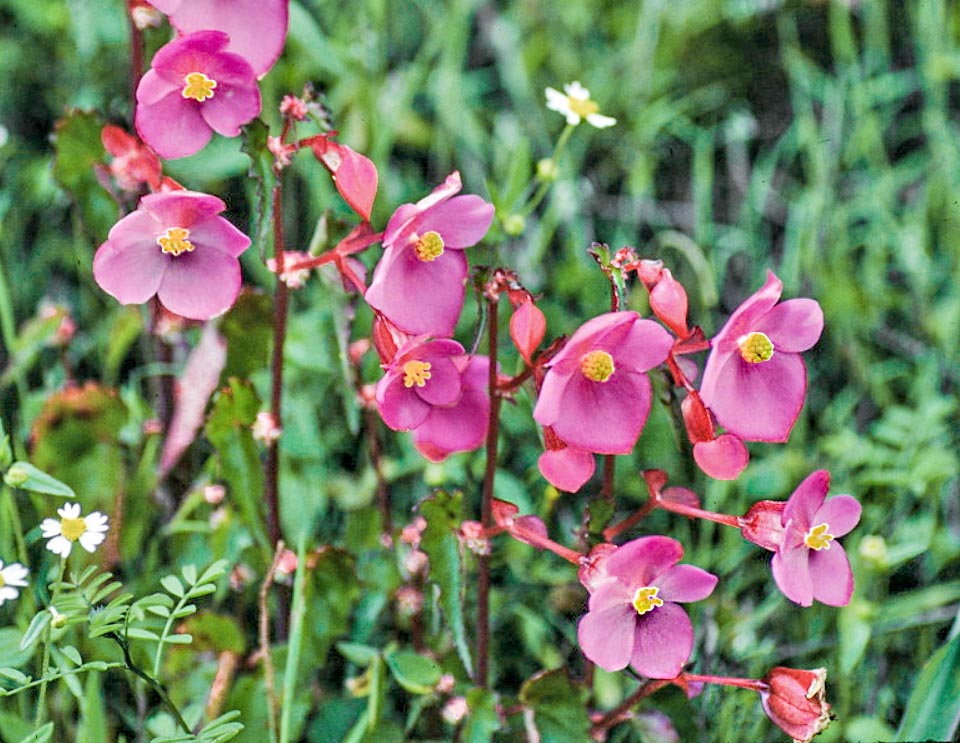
[414,231,445,262]
[580,350,616,382]
[568,96,600,119]
[157,227,195,256]
[804,523,834,551]
[738,331,774,363]
[182,71,217,102]
[632,586,664,615]
[60,517,87,542]
[0,574,5,588]
[402,360,432,388]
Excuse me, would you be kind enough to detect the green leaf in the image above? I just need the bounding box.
[19,611,52,651]
[336,642,379,667]
[896,632,960,741]
[60,645,82,666]
[181,565,198,585]
[160,575,184,598]
[462,687,501,742]
[126,628,161,642]
[240,118,276,263]
[18,722,54,743]
[383,649,442,695]
[0,628,35,669]
[164,634,193,645]
[0,667,29,684]
[519,669,591,743]
[312,549,362,660]
[419,490,472,676]
[3,462,75,498]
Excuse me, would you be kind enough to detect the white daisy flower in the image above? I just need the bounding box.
[40,503,109,558]
[0,560,29,606]
[544,81,617,128]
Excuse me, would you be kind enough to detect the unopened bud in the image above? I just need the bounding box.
[536,157,558,181]
[503,214,526,236]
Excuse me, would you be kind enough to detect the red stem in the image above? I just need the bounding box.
[265,182,287,550]
[590,679,671,734]
[681,673,767,693]
[127,10,143,106]
[655,498,741,528]
[603,500,656,541]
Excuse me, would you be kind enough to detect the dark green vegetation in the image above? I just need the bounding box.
[0,0,958,741]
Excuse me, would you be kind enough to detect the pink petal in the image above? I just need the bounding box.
[416,195,494,249]
[376,372,431,430]
[156,248,241,320]
[656,564,718,603]
[809,543,854,606]
[510,299,546,365]
[630,602,693,679]
[382,203,420,250]
[188,216,251,258]
[135,93,211,159]
[411,356,489,456]
[531,369,573,428]
[159,323,227,476]
[812,495,861,538]
[151,31,230,82]
[605,318,673,373]
[141,191,225,226]
[537,447,595,493]
[771,545,813,607]
[413,356,462,407]
[365,246,467,336]
[577,603,636,672]
[693,435,749,480]
[136,69,179,107]
[756,298,823,353]
[710,272,783,355]
[782,470,830,527]
[330,144,378,221]
[547,312,637,375]
[93,235,168,305]
[605,536,683,587]
[586,576,635,612]
[699,350,807,443]
[199,78,262,137]
[415,171,462,211]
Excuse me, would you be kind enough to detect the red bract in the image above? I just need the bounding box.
[699,272,823,442]
[146,0,289,78]
[101,125,161,192]
[308,135,379,221]
[533,311,672,455]
[509,297,546,365]
[135,31,261,159]
[365,172,494,336]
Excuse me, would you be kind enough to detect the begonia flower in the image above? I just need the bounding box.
[740,470,861,607]
[376,338,465,432]
[545,82,617,128]
[537,426,595,493]
[146,0,288,78]
[365,172,494,336]
[93,190,251,320]
[759,667,832,742]
[41,503,109,557]
[577,536,717,679]
[411,355,491,462]
[533,312,672,455]
[135,31,261,159]
[0,560,29,607]
[699,272,823,442]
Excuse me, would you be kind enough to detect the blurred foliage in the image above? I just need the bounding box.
[0,0,959,740]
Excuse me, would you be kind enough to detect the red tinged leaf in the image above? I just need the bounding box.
[509,298,546,365]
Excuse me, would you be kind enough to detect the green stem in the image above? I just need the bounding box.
[2,487,28,567]
[35,558,67,726]
[0,663,125,697]
[110,633,192,735]
[279,539,309,743]
[0,249,27,459]
[521,123,575,217]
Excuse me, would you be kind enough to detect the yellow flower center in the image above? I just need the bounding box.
[580,350,615,382]
[182,71,217,102]
[568,95,599,119]
[804,523,834,551]
[413,231,445,262]
[738,331,774,363]
[632,586,664,615]
[60,517,87,542]
[157,227,195,256]
[402,360,432,388]
[0,574,5,588]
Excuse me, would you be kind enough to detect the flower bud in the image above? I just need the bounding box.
[759,667,832,742]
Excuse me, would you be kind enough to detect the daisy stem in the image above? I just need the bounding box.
[34,557,66,726]
[2,488,29,568]
[521,123,575,217]
[476,292,502,688]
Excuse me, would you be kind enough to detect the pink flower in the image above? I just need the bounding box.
[93,190,250,320]
[577,536,717,679]
[699,272,823,442]
[135,31,261,159]
[146,0,289,78]
[740,470,861,607]
[365,172,494,336]
[376,338,466,431]
[533,312,673,455]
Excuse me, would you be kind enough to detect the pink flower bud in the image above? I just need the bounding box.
[759,667,832,742]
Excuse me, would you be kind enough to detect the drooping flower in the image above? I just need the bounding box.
[0,560,29,606]
[135,31,261,159]
[740,470,861,607]
[576,536,717,679]
[365,172,494,336]
[146,0,289,78]
[699,272,823,443]
[93,190,251,320]
[544,82,617,128]
[533,312,673,455]
[41,503,109,557]
[759,667,832,742]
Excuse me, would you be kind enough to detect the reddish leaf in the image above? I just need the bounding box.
[310,136,378,220]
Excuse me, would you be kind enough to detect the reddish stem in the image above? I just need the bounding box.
[603,500,656,541]
[590,679,671,734]
[681,673,767,693]
[127,10,143,106]
[655,498,742,528]
[265,182,287,551]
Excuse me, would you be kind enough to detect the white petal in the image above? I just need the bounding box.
[0,586,19,605]
[1,564,29,586]
[46,536,73,557]
[84,512,109,532]
[59,503,81,519]
[565,111,581,125]
[79,531,107,553]
[564,81,590,100]
[586,113,617,128]
[40,518,63,537]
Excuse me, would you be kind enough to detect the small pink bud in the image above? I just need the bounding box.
[267,251,311,289]
[441,696,469,725]
[279,95,309,121]
[648,268,689,337]
[403,548,429,576]
[395,585,424,616]
[252,412,282,444]
[458,521,490,556]
[275,549,298,576]
[759,667,832,742]
[739,500,786,552]
[681,391,714,445]
[509,297,547,366]
[143,419,164,436]
[203,484,226,505]
[635,259,664,290]
[435,673,455,694]
[348,339,371,365]
[400,517,426,546]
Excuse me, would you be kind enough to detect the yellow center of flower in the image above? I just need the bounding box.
[580,350,615,382]
[413,231,445,262]
[402,360,432,388]
[632,586,664,615]
[60,517,86,542]
[738,331,774,363]
[0,574,5,588]
[157,227,195,256]
[568,95,599,118]
[804,523,834,551]
[182,71,217,102]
